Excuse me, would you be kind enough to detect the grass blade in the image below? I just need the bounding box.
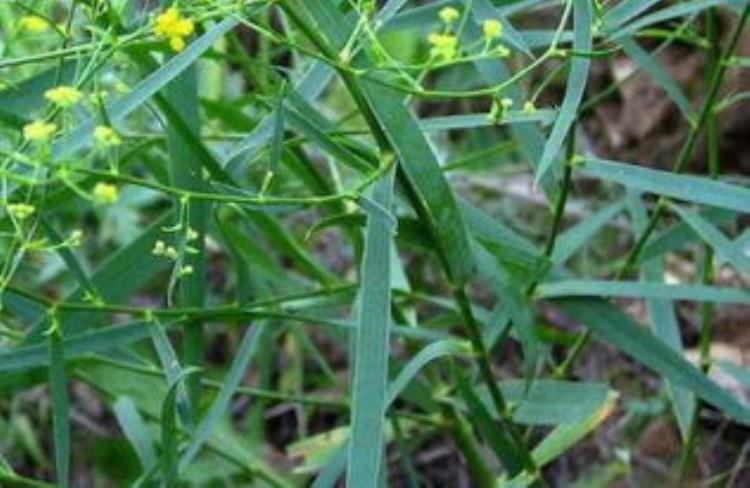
[347,169,395,487]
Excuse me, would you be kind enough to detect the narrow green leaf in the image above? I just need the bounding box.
[113,396,158,472]
[554,297,750,425]
[582,157,750,214]
[606,0,733,41]
[537,280,750,304]
[534,0,592,185]
[552,201,625,264]
[454,369,527,476]
[49,329,70,488]
[671,204,750,274]
[302,0,477,285]
[347,168,395,487]
[178,324,268,471]
[602,0,661,30]
[386,340,470,406]
[162,368,201,485]
[0,320,153,373]
[620,37,694,121]
[164,64,208,411]
[419,110,556,132]
[148,321,195,429]
[476,380,613,426]
[530,391,618,466]
[224,62,334,171]
[474,242,539,376]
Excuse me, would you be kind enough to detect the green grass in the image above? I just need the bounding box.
[1,0,750,486]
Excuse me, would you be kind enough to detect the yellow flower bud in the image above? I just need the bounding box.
[44,85,84,108]
[23,120,57,142]
[93,182,119,204]
[19,15,48,33]
[7,203,36,220]
[483,19,503,40]
[439,7,460,24]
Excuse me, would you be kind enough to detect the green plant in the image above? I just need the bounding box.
[1,0,749,486]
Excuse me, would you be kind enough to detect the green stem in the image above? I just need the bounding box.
[681,7,723,481]
[442,403,497,488]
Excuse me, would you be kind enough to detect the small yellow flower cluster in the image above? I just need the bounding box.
[92,182,119,204]
[23,120,57,142]
[428,33,459,61]
[6,203,36,220]
[429,7,463,61]
[45,85,84,108]
[153,7,195,52]
[94,125,122,147]
[19,15,48,33]
[177,265,194,277]
[153,240,179,260]
[439,7,460,24]
[483,20,503,40]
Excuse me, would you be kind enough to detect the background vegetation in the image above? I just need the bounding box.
[1,0,749,486]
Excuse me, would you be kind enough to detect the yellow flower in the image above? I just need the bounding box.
[483,19,503,40]
[438,7,460,24]
[178,264,194,277]
[93,182,119,204]
[94,125,122,147]
[19,15,48,33]
[153,7,195,52]
[152,239,167,256]
[428,33,458,60]
[44,85,84,108]
[23,120,57,142]
[6,203,36,220]
[164,246,179,260]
